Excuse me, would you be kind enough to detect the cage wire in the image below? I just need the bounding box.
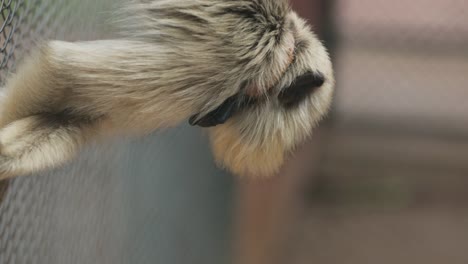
[0,1,233,264]
[0,1,123,263]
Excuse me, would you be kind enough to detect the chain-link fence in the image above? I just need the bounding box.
[0,0,119,82]
[0,1,233,264]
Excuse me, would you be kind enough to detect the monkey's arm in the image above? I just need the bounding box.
[0,40,220,179]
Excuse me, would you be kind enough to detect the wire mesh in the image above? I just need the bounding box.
[0,1,125,262]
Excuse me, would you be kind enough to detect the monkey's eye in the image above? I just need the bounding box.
[278,71,325,109]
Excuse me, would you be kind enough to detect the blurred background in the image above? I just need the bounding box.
[235,1,468,264]
[0,0,467,264]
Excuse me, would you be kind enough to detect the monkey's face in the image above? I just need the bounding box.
[190,2,335,177]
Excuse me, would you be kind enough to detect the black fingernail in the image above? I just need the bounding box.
[189,95,256,128]
[278,71,325,108]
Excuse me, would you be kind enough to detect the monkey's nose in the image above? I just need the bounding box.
[278,71,325,109]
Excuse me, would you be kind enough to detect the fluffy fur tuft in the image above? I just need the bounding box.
[0,0,334,179]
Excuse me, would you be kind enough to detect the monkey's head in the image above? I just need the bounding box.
[125,0,334,177]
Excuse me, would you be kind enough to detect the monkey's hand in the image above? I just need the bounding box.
[0,0,335,179]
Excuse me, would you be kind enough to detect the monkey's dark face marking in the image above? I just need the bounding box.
[189,96,256,128]
[278,71,325,109]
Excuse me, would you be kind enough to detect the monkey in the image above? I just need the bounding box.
[0,0,334,180]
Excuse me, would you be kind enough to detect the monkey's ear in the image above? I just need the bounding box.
[189,95,256,128]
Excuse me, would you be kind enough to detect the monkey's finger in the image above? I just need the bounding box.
[278,71,325,109]
[189,96,239,127]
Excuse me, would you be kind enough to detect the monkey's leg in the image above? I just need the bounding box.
[0,113,104,179]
